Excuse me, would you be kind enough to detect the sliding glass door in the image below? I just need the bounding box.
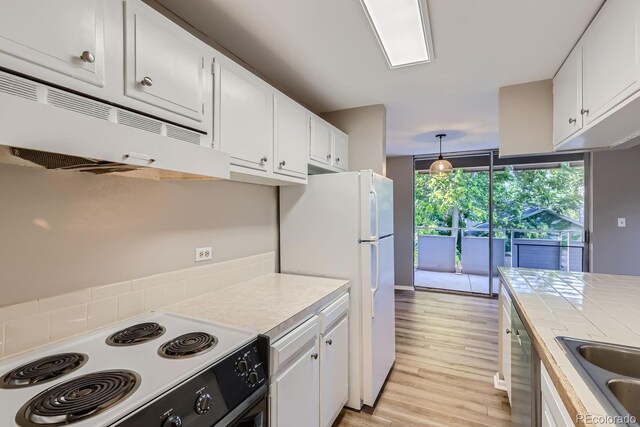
[413,151,588,297]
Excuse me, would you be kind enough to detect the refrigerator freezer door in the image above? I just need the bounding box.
[360,235,396,406]
[360,171,394,241]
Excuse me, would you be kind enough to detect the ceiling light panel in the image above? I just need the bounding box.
[360,0,433,68]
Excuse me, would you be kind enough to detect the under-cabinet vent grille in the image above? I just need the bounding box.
[0,74,38,101]
[166,124,201,145]
[47,89,110,121]
[117,110,162,135]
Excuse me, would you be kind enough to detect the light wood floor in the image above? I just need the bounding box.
[333,290,511,427]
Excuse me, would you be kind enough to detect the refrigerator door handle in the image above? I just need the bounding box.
[370,187,379,241]
[370,241,380,318]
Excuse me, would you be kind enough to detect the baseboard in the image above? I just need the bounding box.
[493,372,507,391]
[394,285,414,291]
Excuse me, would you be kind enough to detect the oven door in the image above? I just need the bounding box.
[217,385,267,427]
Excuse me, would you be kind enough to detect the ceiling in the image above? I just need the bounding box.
[156,0,604,156]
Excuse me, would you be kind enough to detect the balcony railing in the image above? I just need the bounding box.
[415,226,585,274]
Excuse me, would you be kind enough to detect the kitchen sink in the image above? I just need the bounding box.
[578,344,640,379]
[608,380,640,422]
[558,337,640,426]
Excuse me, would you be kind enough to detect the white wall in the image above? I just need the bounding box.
[0,164,279,307]
[321,105,387,175]
[499,79,554,156]
[386,156,414,287]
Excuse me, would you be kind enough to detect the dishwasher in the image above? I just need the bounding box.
[511,304,541,427]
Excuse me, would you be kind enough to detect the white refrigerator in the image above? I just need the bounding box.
[279,170,395,409]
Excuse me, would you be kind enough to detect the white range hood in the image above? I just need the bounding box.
[0,71,230,180]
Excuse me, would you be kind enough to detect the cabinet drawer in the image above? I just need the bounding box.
[320,293,349,334]
[124,1,206,123]
[271,315,318,373]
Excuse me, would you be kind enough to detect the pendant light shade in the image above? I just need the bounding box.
[429,134,453,175]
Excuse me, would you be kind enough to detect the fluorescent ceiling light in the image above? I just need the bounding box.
[360,0,434,68]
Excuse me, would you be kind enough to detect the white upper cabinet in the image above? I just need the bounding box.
[219,63,272,172]
[274,93,310,179]
[582,0,640,125]
[553,47,583,145]
[124,1,206,123]
[310,116,333,166]
[554,0,640,151]
[332,129,349,171]
[0,0,105,88]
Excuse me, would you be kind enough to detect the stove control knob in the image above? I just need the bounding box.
[236,359,249,374]
[162,415,182,427]
[195,392,213,415]
[248,371,259,385]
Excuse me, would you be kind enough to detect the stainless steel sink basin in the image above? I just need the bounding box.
[608,379,640,422]
[558,337,640,426]
[579,344,640,379]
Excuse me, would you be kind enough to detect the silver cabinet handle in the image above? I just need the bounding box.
[279,160,286,168]
[141,76,153,87]
[326,339,333,345]
[260,156,268,165]
[124,152,155,164]
[80,51,95,63]
[506,329,512,334]
[335,157,340,162]
[327,154,332,160]
[311,353,318,360]
[569,118,576,124]
[580,108,589,115]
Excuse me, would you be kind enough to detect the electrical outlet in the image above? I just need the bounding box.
[618,218,626,228]
[195,247,212,262]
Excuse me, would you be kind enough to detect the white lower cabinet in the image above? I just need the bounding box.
[320,316,349,427]
[270,294,349,427]
[541,362,573,427]
[498,284,512,402]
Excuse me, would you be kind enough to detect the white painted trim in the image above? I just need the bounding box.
[493,372,507,391]
[394,285,414,291]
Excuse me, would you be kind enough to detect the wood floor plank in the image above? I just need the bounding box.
[333,290,511,427]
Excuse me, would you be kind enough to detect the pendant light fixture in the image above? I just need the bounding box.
[429,133,453,175]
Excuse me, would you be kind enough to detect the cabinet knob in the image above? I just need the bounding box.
[506,329,512,335]
[580,108,589,115]
[279,160,286,168]
[311,353,319,360]
[260,156,268,165]
[141,76,153,87]
[80,51,95,63]
[335,157,340,162]
[326,339,333,345]
[327,154,332,160]
[568,118,577,124]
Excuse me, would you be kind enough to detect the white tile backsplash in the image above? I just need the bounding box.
[0,252,276,359]
[87,298,118,330]
[5,313,50,355]
[117,291,145,320]
[50,305,87,341]
[91,281,132,301]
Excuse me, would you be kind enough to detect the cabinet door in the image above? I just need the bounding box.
[583,0,640,125]
[0,0,105,87]
[553,47,583,145]
[124,1,206,122]
[541,363,573,427]
[501,297,512,401]
[320,317,349,427]
[332,129,349,171]
[220,65,272,171]
[274,94,309,179]
[271,342,320,427]
[310,116,332,165]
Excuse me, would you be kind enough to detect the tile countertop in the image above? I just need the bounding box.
[164,273,350,340]
[499,267,640,426]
